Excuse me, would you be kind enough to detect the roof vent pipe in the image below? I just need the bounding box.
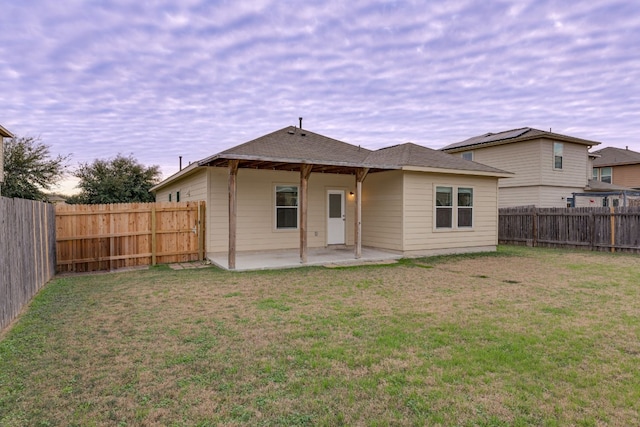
[299,117,303,129]
[179,156,182,171]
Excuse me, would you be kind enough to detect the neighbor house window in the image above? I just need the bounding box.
[436,186,474,229]
[176,191,180,202]
[435,186,453,228]
[461,151,474,161]
[553,142,563,169]
[593,167,612,183]
[457,188,473,227]
[169,193,172,202]
[275,185,298,229]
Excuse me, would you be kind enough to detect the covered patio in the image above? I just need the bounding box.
[197,127,388,270]
[208,246,402,271]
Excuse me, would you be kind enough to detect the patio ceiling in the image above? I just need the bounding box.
[199,156,389,175]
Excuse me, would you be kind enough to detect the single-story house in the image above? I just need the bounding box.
[151,125,511,269]
[0,124,15,196]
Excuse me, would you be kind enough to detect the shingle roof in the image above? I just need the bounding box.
[586,179,634,192]
[363,143,510,175]
[592,147,640,167]
[441,127,600,152]
[200,126,372,166]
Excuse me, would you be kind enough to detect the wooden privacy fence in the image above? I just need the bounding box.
[499,206,640,253]
[56,201,205,273]
[1,197,56,332]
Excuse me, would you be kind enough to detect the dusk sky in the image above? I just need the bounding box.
[2,1,639,193]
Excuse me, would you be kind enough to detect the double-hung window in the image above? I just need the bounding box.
[457,188,473,227]
[435,187,453,228]
[275,185,298,229]
[593,167,612,183]
[553,142,563,169]
[435,186,474,229]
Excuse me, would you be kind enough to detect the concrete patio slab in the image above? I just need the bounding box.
[208,246,402,271]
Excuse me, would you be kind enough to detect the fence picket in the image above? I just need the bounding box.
[1,197,56,332]
[55,201,205,273]
[499,206,640,253]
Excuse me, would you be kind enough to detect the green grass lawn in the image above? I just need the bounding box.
[1,246,640,426]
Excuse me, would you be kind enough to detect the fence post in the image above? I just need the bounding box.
[151,205,157,265]
[589,211,595,251]
[198,201,206,261]
[109,204,115,271]
[610,206,615,253]
[532,207,538,247]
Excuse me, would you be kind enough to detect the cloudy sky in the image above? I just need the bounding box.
[2,0,639,193]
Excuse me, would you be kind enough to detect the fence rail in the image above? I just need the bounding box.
[56,201,205,273]
[499,206,640,253]
[1,197,56,332]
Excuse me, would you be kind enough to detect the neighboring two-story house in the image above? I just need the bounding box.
[0,124,14,196]
[591,146,640,190]
[441,127,600,208]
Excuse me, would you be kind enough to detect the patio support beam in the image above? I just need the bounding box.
[300,164,313,263]
[228,160,239,270]
[355,168,369,259]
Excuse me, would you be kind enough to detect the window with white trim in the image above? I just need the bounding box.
[461,151,473,161]
[275,185,298,229]
[553,142,563,169]
[435,186,474,229]
[457,187,473,227]
[593,167,613,184]
[435,186,453,228]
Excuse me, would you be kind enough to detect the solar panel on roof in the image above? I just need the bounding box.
[480,128,529,144]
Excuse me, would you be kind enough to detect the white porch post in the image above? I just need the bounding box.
[355,168,369,259]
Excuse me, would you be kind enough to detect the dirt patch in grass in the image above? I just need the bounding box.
[2,246,640,426]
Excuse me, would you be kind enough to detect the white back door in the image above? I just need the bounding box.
[327,190,346,244]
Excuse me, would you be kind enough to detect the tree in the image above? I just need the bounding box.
[2,136,69,200]
[70,154,161,204]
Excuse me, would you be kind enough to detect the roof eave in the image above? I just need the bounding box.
[443,133,600,153]
[593,160,640,167]
[401,165,513,178]
[0,124,14,138]
[150,162,202,193]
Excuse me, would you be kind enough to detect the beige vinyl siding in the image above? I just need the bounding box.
[155,168,208,203]
[468,138,590,189]
[465,138,591,208]
[208,168,228,253]
[540,140,589,187]
[538,185,583,207]
[498,185,583,208]
[471,140,542,188]
[208,168,355,253]
[497,186,541,208]
[361,170,403,251]
[403,172,499,253]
